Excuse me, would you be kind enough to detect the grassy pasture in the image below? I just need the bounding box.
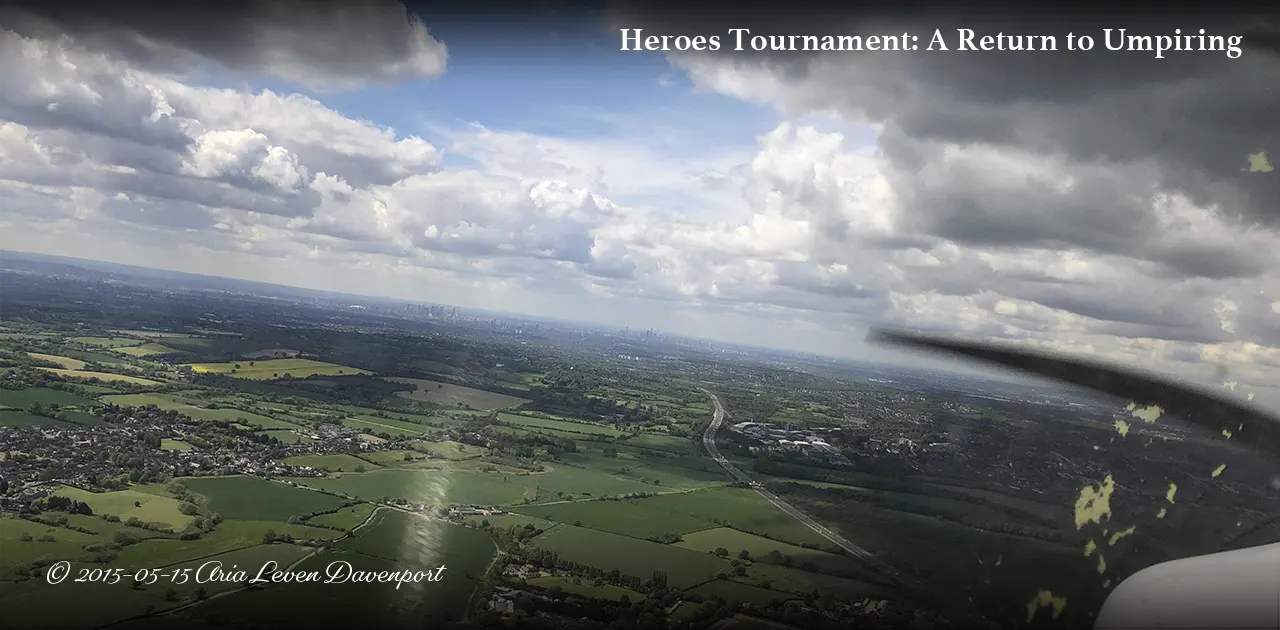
[490,424,599,442]
[627,487,836,550]
[337,509,497,579]
[106,519,341,570]
[75,384,119,395]
[241,348,300,359]
[461,513,556,530]
[533,525,730,589]
[53,486,194,530]
[0,543,313,630]
[498,412,623,437]
[0,387,96,408]
[25,352,87,370]
[257,429,313,445]
[360,449,429,465]
[284,453,379,472]
[110,330,194,339]
[687,580,793,606]
[290,469,528,506]
[527,465,680,500]
[102,393,301,429]
[676,527,860,575]
[178,550,482,627]
[70,337,145,348]
[0,409,69,427]
[180,476,346,521]
[292,465,660,506]
[58,410,107,426]
[115,343,180,357]
[528,575,648,602]
[160,337,216,349]
[38,368,160,386]
[0,516,101,576]
[386,377,529,410]
[185,358,369,380]
[515,500,714,539]
[736,562,891,600]
[160,439,192,451]
[621,433,704,455]
[341,415,430,438]
[408,440,475,460]
[0,514,161,579]
[306,503,376,530]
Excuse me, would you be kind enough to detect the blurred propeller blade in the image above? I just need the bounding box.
[867,328,1280,453]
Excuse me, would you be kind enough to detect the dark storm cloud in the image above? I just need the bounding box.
[0,0,447,90]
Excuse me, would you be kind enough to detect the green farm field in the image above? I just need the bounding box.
[25,352,88,369]
[38,368,160,386]
[514,500,715,539]
[337,509,497,578]
[176,511,496,627]
[53,486,195,531]
[386,377,529,410]
[0,387,96,408]
[106,519,342,570]
[527,575,647,602]
[257,429,313,444]
[676,527,860,576]
[102,393,302,429]
[686,579,793,606]
[627,487,837,551]
[360,449,430,465]
[0,513,163,579]
[306,503,376,530]
[185,358,369,380]
[407,440,476,459]
[284,453,379,471]
[533,525,730,589]
[69,337,145,348]
[498,412,623,437]
[115,343,180,357]
[175,551,482,628]
[1,516,100,574]
[0,409,68,427]
[736,562,891,600]
[290,469,528,506]
[461,513,556,530]
[180,476,347,521]
[341,415,431,437]
[0,543,314,629]
[290,465,663,507]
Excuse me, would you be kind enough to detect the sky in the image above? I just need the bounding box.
[0,1,1277,406]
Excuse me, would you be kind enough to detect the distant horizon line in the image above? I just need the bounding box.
[0,247,882,364]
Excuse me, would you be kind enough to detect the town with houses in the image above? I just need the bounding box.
[0,403,484,512]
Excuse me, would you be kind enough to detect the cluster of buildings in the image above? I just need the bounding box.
[729,421,849,463]
[0,404,462,500]
[0,412,294,504]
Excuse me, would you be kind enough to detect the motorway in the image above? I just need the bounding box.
[700,389,915,588]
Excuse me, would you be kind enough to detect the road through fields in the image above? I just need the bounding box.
[699,389,915,588]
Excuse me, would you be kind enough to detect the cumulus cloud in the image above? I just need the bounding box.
[1,4,1278,403]
[599,4,1280,389]
[0,0,448,91]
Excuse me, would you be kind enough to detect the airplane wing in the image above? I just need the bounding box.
[867,328,1280,630]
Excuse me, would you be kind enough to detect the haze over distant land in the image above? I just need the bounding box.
[1,2,1276,407]
[5,248,1269,414]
